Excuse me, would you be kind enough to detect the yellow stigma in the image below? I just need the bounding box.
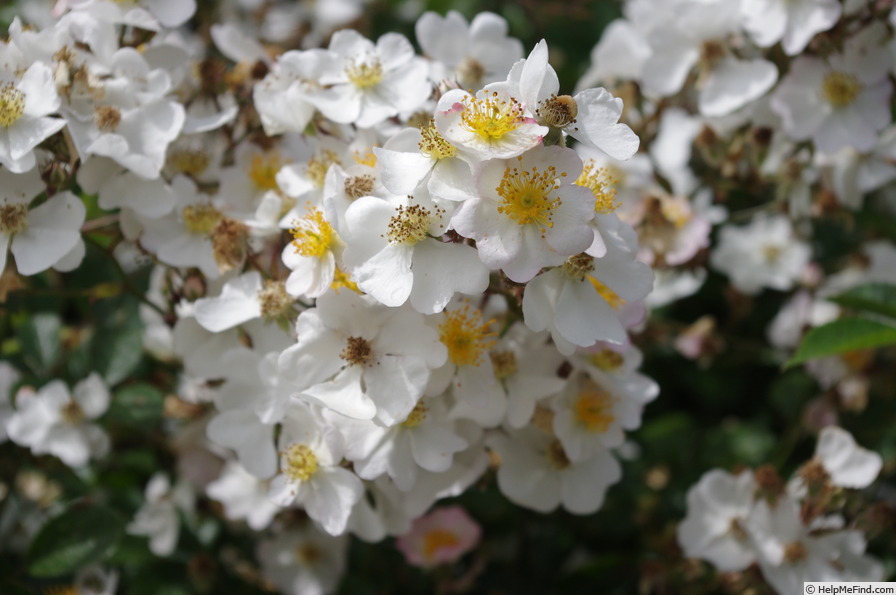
[589,348,624,372]
[290,207,334,258]
[346,57,383,89]
[0,203,29,235]
[331,267,361,293]
[460,91,526,142]
[257,280,292,319]
[182,204,223,235]
[822,72,862,108]
[573,380,616,433]
[439,305,497,367]
[168,149,211,177]
[489,350,518,380]
[0,84,25,127]
[562,253,595,281]
[401,401,427,428]
[248,151,285,192]
[576,160,619,214]
[340,336,374,366]
[306,150,340,189]
[282,443,318,482]
[419,119,457,160]
[386,203,438,245]
[496,157,563,232]
[422,529,461,561]
[588,276,626,310]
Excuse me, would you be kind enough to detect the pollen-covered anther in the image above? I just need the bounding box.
[589,348,624,372]
[282,443,319,482]
[496,158,563,233]
[60,400,85,424]
[401,401,428,428]
[93,105,121,132]
[290,207,334,258]
[419,119,457,160]
[546,439,571,470]
[576,160,620,214]
[344,174,375,199]
[386,204,436,245]
[0,83,25,127]
[212,217,248,272]
[438,305,497,367]
[346,56,383,89]
[822,71,862,108]
[573,381,616,433]
[490,350,518,380]
[537,94,578,128]
[182,203,223,235]
[340,336,374,366]
[460,91,527,142]
[562,253,595,281]
[167,149,211,177]
[0,203,29,235]
[257,280,292,319]
[248,151,285,192]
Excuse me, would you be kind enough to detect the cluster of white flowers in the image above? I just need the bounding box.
[0,2,661,592]
[679,427,884,594]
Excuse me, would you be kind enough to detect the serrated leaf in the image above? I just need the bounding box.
[16,313,61,377]
[786,317,896,369]
[27,505,124,577]
[829,282,896,320]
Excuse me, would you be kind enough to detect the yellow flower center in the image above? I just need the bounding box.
[496,157,564,232]
[290,207,334,258]
[822,71,862,108]
[401,401,427,428]
[0,84,25,127]
[588,349,624,372]
[340,336,374,366]
[386,204,438,245]
[344,174,375,199]
[439,305,497,367]
[460,91,527,143]
[182,204,223,236]
[94,105,121,132]
[247,151,285,192]
[489,350,518,380]
[282,443,318,482]
[346,57,383,89]
[763,244,783,263]
[168,149,211,177]
[419,119,457,160]
[331,267,360,293]
[422,529,461,561]
[573,381,616,433]
[588,276,626,310]
[576,160,619,214]
[353,149,377,167]
[257,280,292,319]
[60,400,85,424]
[0,203,29,235]
[306,150,340,189]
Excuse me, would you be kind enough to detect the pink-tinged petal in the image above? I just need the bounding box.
[12,192,85,276]
[396,505,481,567]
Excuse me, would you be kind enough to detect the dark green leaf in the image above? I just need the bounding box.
[786,317,896,368]
[17,312,61,377]
[91,309,144,385]
[107,383,164,427]
[829,282,896,320]
[27,505,125,577]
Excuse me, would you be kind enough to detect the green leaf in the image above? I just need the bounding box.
[786,317,896,368]
[16,312,61,377]
[107,383,164,427]
[829,282,896,320]
[27,505,125,577]
[90,307,144,386]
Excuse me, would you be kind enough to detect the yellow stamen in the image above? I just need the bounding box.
[588,276,626,309]
[346,57,383,89]
[182,204,223,236]
[386,203,438,245]
[248,151,285,192]
[496,157,563,232]
[822,72,862,108]
[290,207,334,258]
[439,305,497,367]
[576,160,619,214]
[422,529,461,560]
[588,349,624,372]
[306,150,340,189]
[460,91,526,143]
[401,401,427,428]
[282,443,318,482]
[573,380,616,433]
[419,119,457,160]
[0,84,25,127]
[0,203,29,235]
